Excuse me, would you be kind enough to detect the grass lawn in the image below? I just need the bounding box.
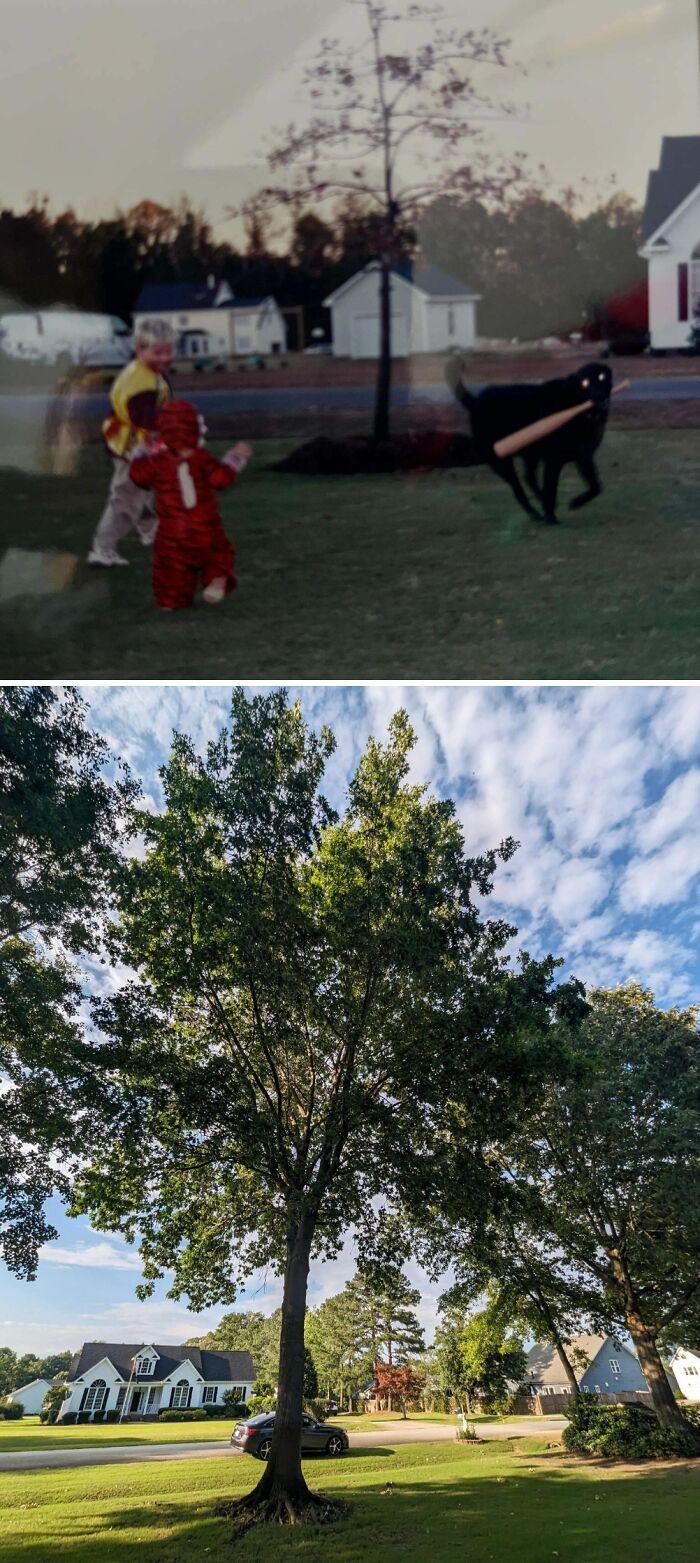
[0,1417,237,1451]
[2,431,700,678]
[0,1438,698,1562]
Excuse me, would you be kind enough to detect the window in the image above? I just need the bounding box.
[84,1379,108,1413]
[609,1359,621,1375]
[147,1387,157,1409]
[116,1388,126,1411]
[171,1379,191,1409]
[203,1386,217,1403]
[135,1356,155,1376]
[685,1365,699,1376]
[230,1385,246,1401]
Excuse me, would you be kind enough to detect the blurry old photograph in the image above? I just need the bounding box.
[0,0,698,675]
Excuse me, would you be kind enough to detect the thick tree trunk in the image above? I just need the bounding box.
[626,1316,687,1430]
[221,1211,342,1530]
[373,256,392,443]
[609,1254,688,1431]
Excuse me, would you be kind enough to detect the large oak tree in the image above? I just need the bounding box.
[74,689,582,1530]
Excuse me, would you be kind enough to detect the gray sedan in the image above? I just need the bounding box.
[231,1412,349,1460]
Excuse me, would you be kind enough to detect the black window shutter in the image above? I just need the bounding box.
[169,1388,174,1406]
[79,1389,88,1411]
[187,1387,193,1407]
[679,263,689,322]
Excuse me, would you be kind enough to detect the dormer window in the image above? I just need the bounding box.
[135,1354,156,1376]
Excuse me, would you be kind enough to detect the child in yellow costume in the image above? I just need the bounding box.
[87,318,173,567]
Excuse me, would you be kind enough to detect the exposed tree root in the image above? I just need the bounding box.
[215,1489,348,1541]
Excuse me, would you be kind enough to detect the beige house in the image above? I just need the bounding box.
[134,280,287,361]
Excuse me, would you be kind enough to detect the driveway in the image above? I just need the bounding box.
[0,1418,565,1472]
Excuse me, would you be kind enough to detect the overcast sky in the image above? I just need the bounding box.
[0,0,697,245]
[2,681,700,1356]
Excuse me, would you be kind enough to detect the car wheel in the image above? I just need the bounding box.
[257,1438,272,1461]
[326,1435,345,1457]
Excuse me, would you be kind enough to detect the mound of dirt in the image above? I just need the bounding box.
[273,431,478,475]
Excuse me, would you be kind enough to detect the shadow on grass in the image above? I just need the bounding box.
[2,1453,699,1563]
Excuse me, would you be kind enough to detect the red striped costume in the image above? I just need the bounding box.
[130,400,240,610]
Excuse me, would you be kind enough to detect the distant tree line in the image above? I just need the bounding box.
[0,189,645,345]
[0,1347,72,1397]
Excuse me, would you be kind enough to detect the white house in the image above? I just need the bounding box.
[669,1347,700,1402]
[323,261,480,359]
[134,280,288,361]
[523,1334,650,1397]
[5,1377,55,1416]
[57,1342,256,1421]
[640,136,700,350]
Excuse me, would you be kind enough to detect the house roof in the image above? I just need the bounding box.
[9,1377,56,1394]
[395,261,480,298]
[67,1342,255,1384]
[525,1334,628,1386]
[135,283,269,313]
[642,136,700,242]
[323,260,479,307]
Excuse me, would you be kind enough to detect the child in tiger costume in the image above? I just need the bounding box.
[129,399,251,611]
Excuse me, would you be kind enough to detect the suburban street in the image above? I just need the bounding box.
[1,376,700,425]
[0,1418,566,1472]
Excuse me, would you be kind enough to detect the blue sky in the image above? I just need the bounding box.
[3,682,700,1358]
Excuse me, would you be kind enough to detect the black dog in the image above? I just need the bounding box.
[446,358,612,523]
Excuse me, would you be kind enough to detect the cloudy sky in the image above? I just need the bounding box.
[2,681,700,1357]
[0,0,697,240]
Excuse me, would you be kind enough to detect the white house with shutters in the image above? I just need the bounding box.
[58,1342,255,1420]
[639,135,700,350]
[323,261,480,359]
[669,1346,700,1402]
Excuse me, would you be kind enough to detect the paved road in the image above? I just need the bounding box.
[0,378,699,425]
[0,1418,565,1472]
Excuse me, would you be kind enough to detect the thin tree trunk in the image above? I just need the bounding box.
[373,256,392,442]
[523,1268,582,1399]
[241,1210,325,1516]
[553,1341,581,1399]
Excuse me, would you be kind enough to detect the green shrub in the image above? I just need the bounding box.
[104,1410,119,1423]
[158,1408,208,1422]
[91,1410,105,1424]
[76,1412,91,1424]
[563,1394,700,1460]
[1,1402,24,1421]
[61,1413,77,1425]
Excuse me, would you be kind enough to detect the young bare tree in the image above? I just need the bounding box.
[234,0,530,440]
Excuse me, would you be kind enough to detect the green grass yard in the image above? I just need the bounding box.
[0,1438,698,1562]
[2,432,700,678]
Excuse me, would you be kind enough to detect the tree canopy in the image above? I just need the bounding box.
[0,686,135,1279]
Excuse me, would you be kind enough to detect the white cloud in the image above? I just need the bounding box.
[38,1241,144,1271]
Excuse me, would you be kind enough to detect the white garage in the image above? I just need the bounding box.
[324,261,480,359]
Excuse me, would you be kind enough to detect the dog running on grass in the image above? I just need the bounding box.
[446,356,613,523]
